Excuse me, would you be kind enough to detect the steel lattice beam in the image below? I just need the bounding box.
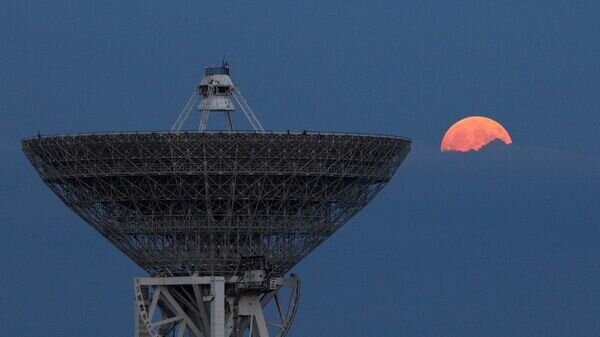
[22,131,411,277]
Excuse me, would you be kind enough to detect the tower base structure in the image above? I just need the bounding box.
[134,273,300,337]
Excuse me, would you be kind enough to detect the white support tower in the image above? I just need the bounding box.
[134,274,300,337]
[171,62,265,133]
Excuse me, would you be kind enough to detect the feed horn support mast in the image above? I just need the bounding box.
[22,63,411,337]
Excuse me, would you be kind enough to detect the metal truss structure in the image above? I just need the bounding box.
[134,274,300,337]
[22,63,412,337]
[171,63,264,133]
[22,131,410,278]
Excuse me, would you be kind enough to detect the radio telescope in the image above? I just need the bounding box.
[22,62,411,337]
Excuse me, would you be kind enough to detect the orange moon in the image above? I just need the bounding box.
[441,116,512,152]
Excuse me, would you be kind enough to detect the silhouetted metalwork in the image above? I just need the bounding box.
[23,60,412,337]
[22,131,410,277]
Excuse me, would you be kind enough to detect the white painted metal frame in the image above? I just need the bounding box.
[135,275,300,337]
[171,90,201,132]
[231,88,264,132]
[199,86,215,131]
[170,68,264,133]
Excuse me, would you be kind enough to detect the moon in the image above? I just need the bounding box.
[441,116,512,152]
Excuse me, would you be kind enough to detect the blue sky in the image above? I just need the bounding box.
[1,1,599,336]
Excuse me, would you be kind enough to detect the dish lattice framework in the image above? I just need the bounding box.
[23,131,410,277]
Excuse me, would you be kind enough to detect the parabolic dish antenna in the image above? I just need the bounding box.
[23,62,411,337]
